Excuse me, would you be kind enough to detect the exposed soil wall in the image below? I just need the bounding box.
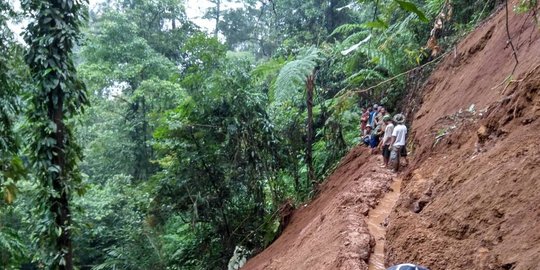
[385,2,540,269]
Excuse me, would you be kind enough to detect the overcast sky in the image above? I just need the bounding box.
[7,0,244,39]
[89,0,244,32]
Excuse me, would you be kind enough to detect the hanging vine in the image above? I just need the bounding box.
[23,0,88,268]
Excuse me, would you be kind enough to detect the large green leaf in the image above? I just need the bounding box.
[362,19,389,29]
[394,0,429,22]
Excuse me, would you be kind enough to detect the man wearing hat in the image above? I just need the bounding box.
[389,113,407,172]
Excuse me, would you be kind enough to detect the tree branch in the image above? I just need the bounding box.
[506,0,519,74]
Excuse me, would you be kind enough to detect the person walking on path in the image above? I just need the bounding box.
[379,115,394,168]
[389,113,407,172]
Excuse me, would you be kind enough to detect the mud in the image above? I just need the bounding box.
[242,151,395,270]
[367,177,402,270]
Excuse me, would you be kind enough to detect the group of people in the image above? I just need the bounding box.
[360,104,408,172]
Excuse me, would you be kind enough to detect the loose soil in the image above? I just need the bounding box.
[242,150,396,270]
[244,1,540,269]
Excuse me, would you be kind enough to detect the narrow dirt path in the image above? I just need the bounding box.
[367,175,403,270]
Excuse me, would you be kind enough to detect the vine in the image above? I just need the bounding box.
[23,0,88,269]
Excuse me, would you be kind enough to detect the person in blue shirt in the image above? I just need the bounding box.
[368,104,378,126]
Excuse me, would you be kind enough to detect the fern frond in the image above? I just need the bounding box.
[425,0,446,17]
[329,24,365,38]
[251,58,286,81]
[273,47,322,103]
[341,30,371,48]
[357,43,400,75]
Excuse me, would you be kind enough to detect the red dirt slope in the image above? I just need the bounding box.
[385,2,540,270]
[244,2,540,270]
[243,148,395,270]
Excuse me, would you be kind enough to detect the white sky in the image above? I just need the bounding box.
[7,0,244,40]
[89,0,244,33]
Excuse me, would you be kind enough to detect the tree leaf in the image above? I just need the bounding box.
[394,0,429,22]
[362,19,389,29]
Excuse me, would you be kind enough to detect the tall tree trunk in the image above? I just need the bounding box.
[306,74,316,188]
[49,90,73,270]
[142,96,149,179]
[326,0,339,32]
[214,0,221,38]
[130,96,152,182]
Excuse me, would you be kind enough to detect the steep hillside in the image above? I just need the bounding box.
[244,2,540,270]
[385,3,540,270]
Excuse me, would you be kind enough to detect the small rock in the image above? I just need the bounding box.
[521,118,534,125]
[468,104,476,113]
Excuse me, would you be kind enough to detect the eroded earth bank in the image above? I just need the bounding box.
[385,2,540,269]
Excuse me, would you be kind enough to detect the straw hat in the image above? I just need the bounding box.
[393,113,405,124]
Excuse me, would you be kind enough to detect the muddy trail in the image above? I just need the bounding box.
[243,150,399,270]
[367,176,402,270]
[244,2,540,269]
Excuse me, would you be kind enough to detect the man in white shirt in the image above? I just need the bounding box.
[390,113,407,172]
[378,115,394,168]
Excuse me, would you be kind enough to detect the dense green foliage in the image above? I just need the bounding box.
[0,1,24,206]
[0,0,517,269]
